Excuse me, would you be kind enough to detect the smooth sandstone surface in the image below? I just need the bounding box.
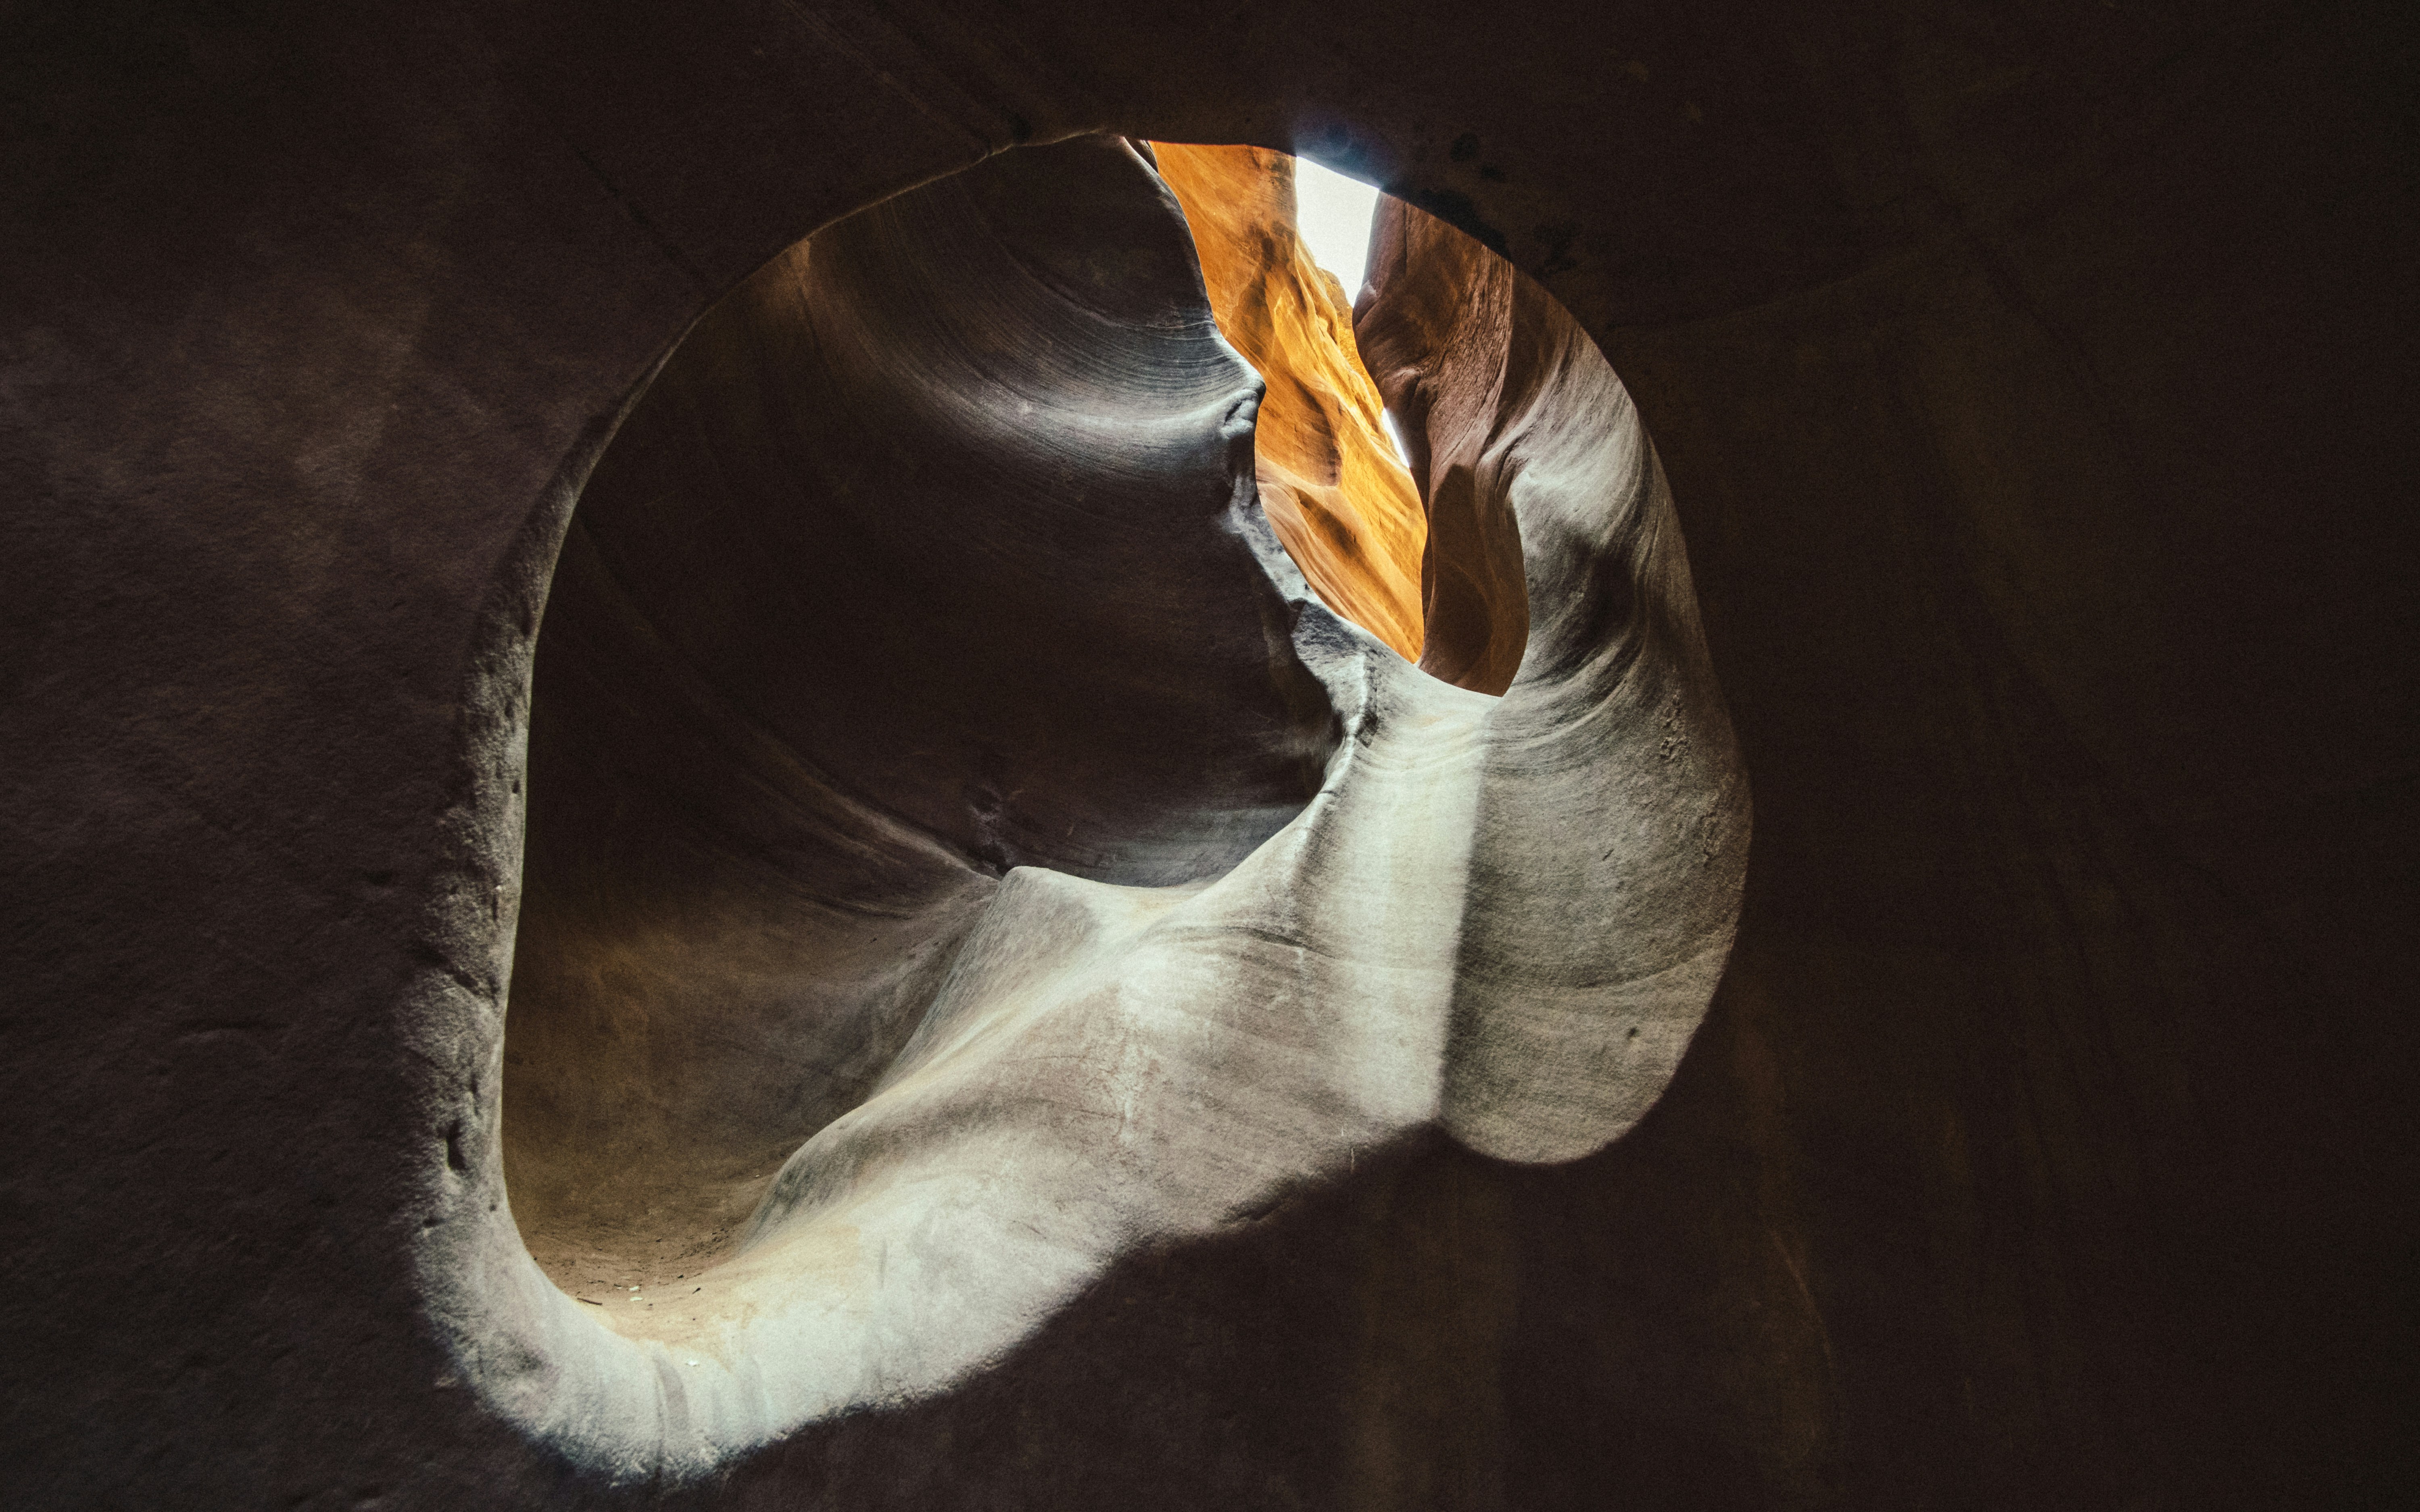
[1349,203,1748,1161]
[3,0,2412,1506]
[1152,141,1430,662]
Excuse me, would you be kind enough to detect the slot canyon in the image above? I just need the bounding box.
[2,2,2412,1508]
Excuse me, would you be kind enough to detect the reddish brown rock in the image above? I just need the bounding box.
[1353,199,1538,694]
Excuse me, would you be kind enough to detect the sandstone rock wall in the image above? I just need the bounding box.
[1352,199,1540,695]
[1151,142,1429,664]
[3,0,2410,1505]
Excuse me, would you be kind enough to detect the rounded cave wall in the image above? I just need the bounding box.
[2,0,2411,1508]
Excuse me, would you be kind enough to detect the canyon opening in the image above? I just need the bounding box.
[485,135,1744,1468]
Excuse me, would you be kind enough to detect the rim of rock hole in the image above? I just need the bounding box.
[417,134,1747,1485]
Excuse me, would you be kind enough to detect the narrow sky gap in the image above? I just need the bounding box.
[1290,158,1409,464]
[1291,158,1383,302]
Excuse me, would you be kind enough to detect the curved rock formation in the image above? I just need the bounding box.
[1353,199,1537,696]
[1151,142,1429,662]
[1354,200,1749,1160]
[12,0,2409,1504]
[454,135,1743,1481]
[501,135,1333,1286]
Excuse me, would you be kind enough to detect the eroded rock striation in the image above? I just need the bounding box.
[1353,199,1540,696]
[1152,142,1429,662]
[451,135,1744,1482]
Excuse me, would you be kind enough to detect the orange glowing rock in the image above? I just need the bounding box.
[1150,143,1427,661]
